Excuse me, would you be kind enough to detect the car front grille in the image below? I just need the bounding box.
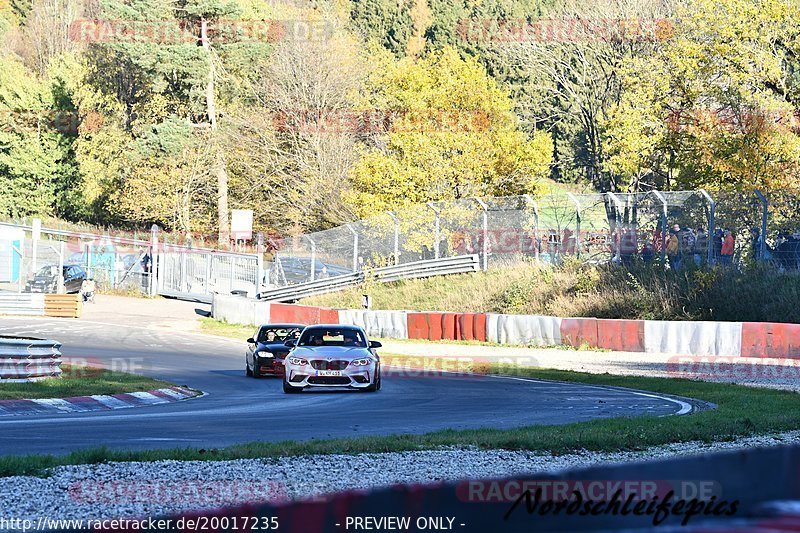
[310,360,349,371]
[308,376,351,385]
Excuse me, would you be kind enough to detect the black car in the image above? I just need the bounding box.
[25,264,87,294]
[246,324,305,378]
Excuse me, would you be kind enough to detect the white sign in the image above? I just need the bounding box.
[231,210,254,241]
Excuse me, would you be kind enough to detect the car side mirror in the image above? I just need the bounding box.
[246,337,255,344]
[369,340,382,349]
[284,339,297,347]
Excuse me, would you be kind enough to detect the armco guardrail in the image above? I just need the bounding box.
[0,337,62,381]
[257,255,480,303]
[0,293,45,316]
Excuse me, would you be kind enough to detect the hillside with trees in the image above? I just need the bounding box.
[1,0,799,244]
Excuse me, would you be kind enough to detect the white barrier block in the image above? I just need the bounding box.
[488,314,562,346]
[338,310,408,339]
[644,320,742,357]
[212,294,270,327]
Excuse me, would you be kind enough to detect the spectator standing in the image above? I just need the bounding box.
[721,229,735,266]
[683,227,696,265]
[695,227,708,265]
[713,229,724,262]
[666,228,682,270]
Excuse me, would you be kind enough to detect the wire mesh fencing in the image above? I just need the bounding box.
[271,188,800,285]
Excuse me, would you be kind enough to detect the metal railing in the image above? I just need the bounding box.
[257,255,480,302]
[0,337,62,381]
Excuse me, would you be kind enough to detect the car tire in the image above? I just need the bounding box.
[246,362,253,377]
[283,380,300,394]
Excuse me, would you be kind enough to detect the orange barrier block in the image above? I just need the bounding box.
[561,318,599,348]
[597,319,645,352]
[457,313,475,341]
[270,304,337,325]
[319,308,339,324]
[406,313,429,339]
[472,314,487,342]
[741,322,800,359]
[441,313,457,340]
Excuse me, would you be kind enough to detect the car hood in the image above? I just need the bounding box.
[256,342,291,352]
[291,346,373,360]
[29,276,56,283]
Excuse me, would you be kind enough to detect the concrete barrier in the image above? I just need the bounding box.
[597,319,645,352]
[487,314,562,346]
[407,312,444,340]
[338,310,409,339]
[269,303,339,325]
[211,294,270,327]
[561,318,599,348]
[644,320,742,357]
[741,322,800,359]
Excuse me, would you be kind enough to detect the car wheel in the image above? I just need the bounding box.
[283,379,300,394]
[246,362,253,377]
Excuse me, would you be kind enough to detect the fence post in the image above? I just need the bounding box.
[31,218,40,275]
[652,191,669,265]
[755,189,768,261]
[606,192,624,262]
[566,193,581,259]
[346,224,359,272]
[388,212,400,266]
[426,202,440,259]
[149,224,159,297]
[57,241,65,294]
[470,197,489,270]
[304,235,316,282]
[698,189,716,264]
[523,194,540,261]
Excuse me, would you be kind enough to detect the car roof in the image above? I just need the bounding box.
[303,324,364,331]
[258,323,306,329]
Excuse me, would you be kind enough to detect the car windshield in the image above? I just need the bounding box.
[298,328,366,347]
[257,327,301,343]
[35,266,58,277]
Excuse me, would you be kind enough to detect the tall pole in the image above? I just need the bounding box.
[346,224,359,272]
[305,235,316,282]
[755,189,768,261]
[566,193,582,259]
[427,202,441,259]
[149,224,159,296]
[523,194,539,261]
[698,189,716,264]
[388,212,400,266]
[606,192,624,262]
[471,197,489,270]
[652,191,669,265]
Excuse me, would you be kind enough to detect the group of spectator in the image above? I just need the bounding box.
[664,224,735,270]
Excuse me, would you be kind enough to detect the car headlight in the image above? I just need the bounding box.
[351,357,373,366]
[256,351,273,358]
[288,357,308,365]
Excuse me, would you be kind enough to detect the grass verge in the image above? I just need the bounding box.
[1,361,799,477]
[0,364,174,400]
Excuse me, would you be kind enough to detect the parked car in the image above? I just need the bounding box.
[245,324,305,378]
[282,324,382,393]
[25,264,86,294]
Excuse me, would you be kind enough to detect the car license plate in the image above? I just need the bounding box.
[317,370,342,377]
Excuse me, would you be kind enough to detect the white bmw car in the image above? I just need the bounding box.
[282,324,382,393]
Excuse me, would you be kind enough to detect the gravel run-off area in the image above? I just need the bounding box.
[1,431,799,523]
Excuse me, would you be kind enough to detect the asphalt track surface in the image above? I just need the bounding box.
[0,316,692,456]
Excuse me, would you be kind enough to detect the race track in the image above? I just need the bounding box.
[0,317,692,456]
